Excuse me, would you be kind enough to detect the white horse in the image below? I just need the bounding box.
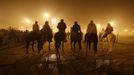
[101,33,116,54]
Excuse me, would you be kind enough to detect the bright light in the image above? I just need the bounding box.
[123,29,128,32]
[97,24,101,29]
[52,29,58,33]
[44,13,50,20]
[25,18,31,24]
[96,24,101,33]
[18,26,25,31]
[51,18,57,24]
[132,30,134,33]
[109,21,115,26]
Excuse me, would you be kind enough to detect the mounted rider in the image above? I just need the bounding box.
[71,21,81,33]
[71,21,82,39]
[101,23,113,40]
[57,19,67,42]
[85,20,98,54]
[85,20,97,42]
[41,21,53,42]
[32,21,39,34]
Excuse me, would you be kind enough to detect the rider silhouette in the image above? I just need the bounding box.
[33,21,39,33]
[41,21,53,42]
[85,20,98,54]
[42,21,51,32]
[85,20,97,42]
[57,19,67,42]
[101,23,113,40]
[72,21,81,33]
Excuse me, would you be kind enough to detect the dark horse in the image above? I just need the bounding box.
[54,32,66,60]
[70,32,83,52]
[42,30,53,51]
[25,31,44,54]
[85,33,98,56]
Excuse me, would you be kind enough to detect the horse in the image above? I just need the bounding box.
[25,31,45,54]
[101,33,116,55]
[70,32,83,53]
[42,29,53,51]
[85,33,98,56]
[54,32,66,60]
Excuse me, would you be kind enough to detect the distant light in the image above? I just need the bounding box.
[109,21,115,26]
[44,13,50,20]
[132,30,134,33]
[18,26,25,31]
[51,18,57,24]
[97,24,101,29]
[123,29,128,32]
[53,29,58,33]
[25,18,31,24]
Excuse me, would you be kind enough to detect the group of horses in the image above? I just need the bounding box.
[25,29,116,60]
[25,30,83,60]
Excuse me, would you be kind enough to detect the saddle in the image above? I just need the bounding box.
[55,31,66,42]
[71,32,82,40]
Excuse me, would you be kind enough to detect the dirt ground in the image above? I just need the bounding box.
[0,36,134,75]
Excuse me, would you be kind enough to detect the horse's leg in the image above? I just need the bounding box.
[88,41,92,55]
[78,41,82,51]
[62,42,65,53]
[73,41,76,53]
[70,41,73,49]
[55,42,61,61]
[37,42,40,54]
[48,41,51,51]
[86,42,88,56]
[37,40,43,54]
[26,41,29,54]
[107,38,113,56]
[32,41,34,52]
[93,36,98,56]
[93,41,98,56]
[56,48,60,61]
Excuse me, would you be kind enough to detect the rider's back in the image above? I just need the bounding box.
[57,22,66,32]
[87,23,97,34]
[72,24,81,32]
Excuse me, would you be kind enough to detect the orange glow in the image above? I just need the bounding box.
[51,18,57,24]
[18,26,25,31]
[97,24,101,29]
[124,29,128,32]
[25,18,31,24]
[109,21,115,27]
[44,13,50,20]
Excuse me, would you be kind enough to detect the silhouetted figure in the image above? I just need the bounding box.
[99,28,105,41]
[85,20,98,55]
[57,19,67,42]
[71,21,82,51]
[33,21,39,33]
[101,23,113,40]
[72,21,81,33]
[41,21,53,50]
[42,21,53,41]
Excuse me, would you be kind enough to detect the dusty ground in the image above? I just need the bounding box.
[0,36,134,75]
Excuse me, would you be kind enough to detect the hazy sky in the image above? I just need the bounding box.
[0,0,134,33]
